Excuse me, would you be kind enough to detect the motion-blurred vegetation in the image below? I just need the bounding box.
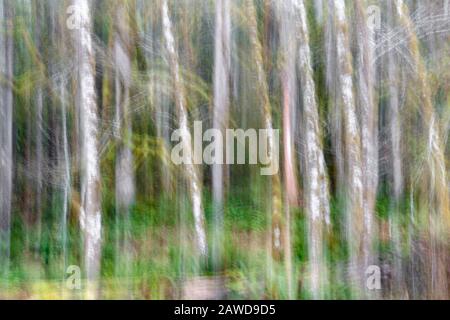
[0,0,449,300]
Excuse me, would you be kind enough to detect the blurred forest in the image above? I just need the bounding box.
[0,0,449,299]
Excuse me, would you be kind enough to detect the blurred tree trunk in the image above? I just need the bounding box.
[385,0,405,298]
[50,0,72,281]
[353,0,379,290]
[212,0,231,272]
[21,0,35,252]
[386,4,403,202]
[325,0,344,195]
[296,0,331,299]
[330,0,365,296]
[161,0,207,257]
[0,0,13,275]
[114,1,135,289]
[32,0,44,249]
[73,0,102,299]
[247,0,286,296]
[277,0,299,208]
[59,79,71,275]
[276,0,303,300]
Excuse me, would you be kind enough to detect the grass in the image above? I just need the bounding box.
[0,188,420,299]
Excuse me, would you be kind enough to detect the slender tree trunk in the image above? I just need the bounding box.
[385,1,405,298]
[325,0,345,194]
[212,0,231,272]
[0,0,13,275]
[353,0,379,286]
[295,0,331,299]
[247,0,286,297]
[114,2,135,284]
[73,0,102,299]
[277,0,299,207]
[276,0,303,299]
[45,0,72,297]
[387,9,403,202]
[33,0,44,248]
[60,77,71,276]
[331,0,365,296]
[161,0,207,257]
[21,0,33,251]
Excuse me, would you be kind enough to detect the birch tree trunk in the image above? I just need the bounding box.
[386,6,403,202]
[161,0,207,257]
[353,0,378,283]
[73,0,102,299]
[295,0,331,299]
[212,0,231,272]
[331,0,365,296]
[0,0,13,275]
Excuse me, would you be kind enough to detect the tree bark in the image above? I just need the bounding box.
[212,0,231,272]
[296,0,331,299]
[0,0,13,274]
[73,0,102,299]
[331,0,365,296]
[161,0,207,257]
[353,0,379,282]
